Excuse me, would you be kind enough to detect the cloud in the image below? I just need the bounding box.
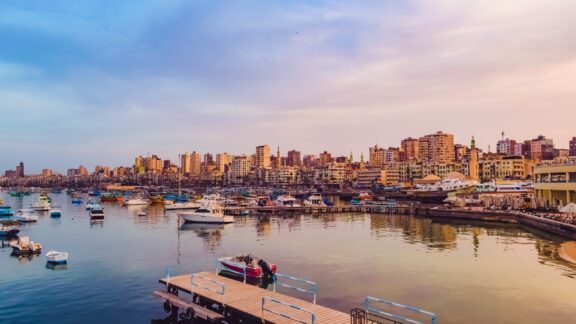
[1,0,576,172]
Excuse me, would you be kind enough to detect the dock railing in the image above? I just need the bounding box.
[273,273,318,304]
[261,296,316,324]
[191,274,227,305]
[364,296,437,324]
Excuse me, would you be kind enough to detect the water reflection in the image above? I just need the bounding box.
[179,223,232,252]
[46,262,68,271]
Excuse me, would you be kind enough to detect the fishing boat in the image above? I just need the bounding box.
[0,205,13,217]
[217,254,277,279]
[137,211,146,217]
[149,194,164,204]
[100,193,120,202]
[46,250,69,264]
[50,208,62,218]
[71,198,83,204]
[30,195,51,211]
[123,196,150,206]
[274,194,300,207]
[303,193,327,207]
[15,209,38,222]
[89,205,105,220]
[0,220,20,237]
[178,200,234,224]
[85,200,98,210]
[164,201,201,210]
[10,236,42,255]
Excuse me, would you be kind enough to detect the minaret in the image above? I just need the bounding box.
[469,136,480,180]
[360,152,365,170]
[349,151,353,164]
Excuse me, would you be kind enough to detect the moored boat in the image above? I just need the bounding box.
[0,220,20,237]
[10,236,42,255]
[179,201,234,224]
[15,209,38,222]
[46,250,69,264]
[0,205,14,217]
[164,201,201,210]
[303,193,327,207]
[123,196,150,206]
[50,208,62,218]
[89,205,105,220]
[30,195,51,211]
[274,194,300,207]
[217,254,277,279]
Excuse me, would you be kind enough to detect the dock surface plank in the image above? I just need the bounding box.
[159,272,349,324]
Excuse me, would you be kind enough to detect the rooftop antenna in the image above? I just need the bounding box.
[501,131,505,141]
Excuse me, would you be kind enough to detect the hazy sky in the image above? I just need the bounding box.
[1,0,575,173]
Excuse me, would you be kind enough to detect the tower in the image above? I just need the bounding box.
[469,136,480,181]
[275,146,281,169]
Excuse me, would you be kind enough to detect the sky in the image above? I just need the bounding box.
[1,0,575,173]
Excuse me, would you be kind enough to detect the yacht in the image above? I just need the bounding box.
[178,201,234,224]
[303,193,327,207]
[164,201,201,210]
[123,196,150,206]
[274,195,300,207]
[15,209,38,222]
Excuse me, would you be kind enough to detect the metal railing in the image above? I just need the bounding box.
[351,308,403,324]
[261,297,316,324]
[364,296,437,324]
[273,273,318,304]
[191,274,227,305]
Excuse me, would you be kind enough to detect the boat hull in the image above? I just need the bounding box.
[218,258,277,278]
[180,214,234,224]
[46,252,69,264]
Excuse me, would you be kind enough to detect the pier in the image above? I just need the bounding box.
[222,205,414,216]
[157,271,349,323]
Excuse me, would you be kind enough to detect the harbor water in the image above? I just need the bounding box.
[1,192,575,323]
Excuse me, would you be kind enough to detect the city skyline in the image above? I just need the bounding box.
[2,1,576,171]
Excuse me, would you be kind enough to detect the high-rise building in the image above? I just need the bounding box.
[368,145,386,168]
[530,135,554,162]
[497,138,517,156]
[570,137,576,156]
[303,155,316,168]
[181,153,191,174]
[385,147,400,163]
[318,151,333,166]
[190,151,202,175]
[256,145,271,169]
[204,153,213,164]
[78,165,88,176]
[401,138,419,161]
[286,150,301,167]
[419,131,455,162]
[216,153,232,172]
[454,144,468,161]
[230,155,250,183]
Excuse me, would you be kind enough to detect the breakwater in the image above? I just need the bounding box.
[425,208,576,240]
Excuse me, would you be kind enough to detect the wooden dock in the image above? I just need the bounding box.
[158,271,349,323]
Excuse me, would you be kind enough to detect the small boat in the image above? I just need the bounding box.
[303,193,327,207]
[149,194,164,204]
[123,197,150,206]
[89,205,105,220]
[137,211,146,216]
[217,254,277,278]
[15,209,38,222]
[178,200,234,224]
[164,201,201,210]
[71,198,83,204]
[0,220,20,237]
[10,236,42,255]
[274,194,300,207]
[30,195,51,211]
[0,205,14,217]
[50,208,62,218]
[46,250,69,264]
[86,200,97,210]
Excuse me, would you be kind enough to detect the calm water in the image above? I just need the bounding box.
[1,192,575,324]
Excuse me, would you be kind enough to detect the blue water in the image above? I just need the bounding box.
[1,192,575,323]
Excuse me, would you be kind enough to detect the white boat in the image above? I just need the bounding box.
[137,211,146,216]
[0,220,20,237]
[123,197,150,206]
[86,200,98,210]
[89,205,105,220]
[198,194,225,206]
[30,195,51,211]
[46,250,69,264]
[303,193,326,207]
[274,195,300,207]
[10,236,42,255]
[476,181,529,193]
[164,201,201,210]
[16,209,38,222]
[179,200,234,224]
